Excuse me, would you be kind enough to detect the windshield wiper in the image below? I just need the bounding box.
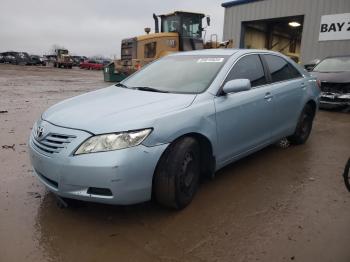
[115,83,129,88]
[133,86,169,93]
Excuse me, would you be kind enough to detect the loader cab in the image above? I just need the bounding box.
[55,49,68,56]
[118,11,210,75]
[159,11,207,51]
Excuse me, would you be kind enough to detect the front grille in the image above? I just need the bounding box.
[321,96,350,103]
[121,37,137,64]
[320,82,350,94]
[32,133,76,154]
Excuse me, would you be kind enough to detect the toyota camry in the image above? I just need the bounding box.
[29,49,320,209]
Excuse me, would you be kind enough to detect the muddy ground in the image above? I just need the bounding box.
[0,64,349,262]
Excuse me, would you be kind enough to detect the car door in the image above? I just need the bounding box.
[261,54,305,140]
[214,54,274,165]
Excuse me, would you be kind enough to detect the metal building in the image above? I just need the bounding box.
[222,0,350,64]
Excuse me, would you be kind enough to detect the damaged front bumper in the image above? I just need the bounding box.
[320,92,350,108]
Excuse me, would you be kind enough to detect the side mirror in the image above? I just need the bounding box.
[222,79,251,94]
[206,16,211,27]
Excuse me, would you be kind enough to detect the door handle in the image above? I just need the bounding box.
[264,92,273,101]
[301,82,306,89]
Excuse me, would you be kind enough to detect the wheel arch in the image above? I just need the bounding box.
[152,132,216,195]
[184,132,216,179]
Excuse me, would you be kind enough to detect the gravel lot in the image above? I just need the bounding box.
[0,64,349,262]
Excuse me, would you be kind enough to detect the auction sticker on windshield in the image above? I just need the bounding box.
[197,58,224,63]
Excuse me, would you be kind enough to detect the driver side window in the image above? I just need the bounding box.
[225,55,267,87]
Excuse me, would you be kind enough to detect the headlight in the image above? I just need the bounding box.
[74,129,152,155]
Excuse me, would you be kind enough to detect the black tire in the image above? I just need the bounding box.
[154,137,200,209]
[59,197,86,208]
[288,104,314,145]
[343,158,350,192]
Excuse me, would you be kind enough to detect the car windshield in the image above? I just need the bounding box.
[122,55,229,94]
[313,56,350,72]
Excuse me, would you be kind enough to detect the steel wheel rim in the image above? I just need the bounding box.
[180,152,196,192]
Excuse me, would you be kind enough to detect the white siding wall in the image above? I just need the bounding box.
[223,0,350,63]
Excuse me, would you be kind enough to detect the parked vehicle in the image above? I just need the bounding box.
[114,11,232,79]
[54,49,73,69]
[311,55,350,109]
[18,52,34,65]
[2,51,33,65]
[28,49,320,209]
[304,58,320,71]
[30,55,46,66]
[102,59,111,66]
[3,54,17,64]
[0,53,4,63]
[70,56,83,66]
[79,60,103,70]
[44,55,57,66]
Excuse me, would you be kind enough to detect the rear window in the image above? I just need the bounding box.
[264,55,302,83]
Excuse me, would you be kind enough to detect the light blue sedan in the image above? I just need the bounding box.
[29,49,320,209]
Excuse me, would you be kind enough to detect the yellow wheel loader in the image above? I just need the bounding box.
[104,11,233,82]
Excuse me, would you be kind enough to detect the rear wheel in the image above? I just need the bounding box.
[288,104,314,145]
[154,137,200,209]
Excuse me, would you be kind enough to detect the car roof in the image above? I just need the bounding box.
[170,49,238,56]
[169,48,283,57]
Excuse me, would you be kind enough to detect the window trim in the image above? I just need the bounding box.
[260,54,304,85]
[217,53,269,96]
[217,52,305,96]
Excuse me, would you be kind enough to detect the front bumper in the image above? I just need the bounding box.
[320,92,350,108]
[28,120,168,205]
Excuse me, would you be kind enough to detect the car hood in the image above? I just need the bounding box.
[311,71,350,83]
[42,86,196,134]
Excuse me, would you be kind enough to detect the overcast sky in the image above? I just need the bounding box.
[0,0,226,58]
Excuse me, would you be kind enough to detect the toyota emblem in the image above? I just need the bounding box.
[36,126,44,139]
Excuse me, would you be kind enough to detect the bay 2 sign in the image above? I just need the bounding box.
[319,13,350,41]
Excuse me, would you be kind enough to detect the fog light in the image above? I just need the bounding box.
[87,187,113,196]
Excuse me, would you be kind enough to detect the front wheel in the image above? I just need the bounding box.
[153,137,200,209]
[288,104,314,145]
